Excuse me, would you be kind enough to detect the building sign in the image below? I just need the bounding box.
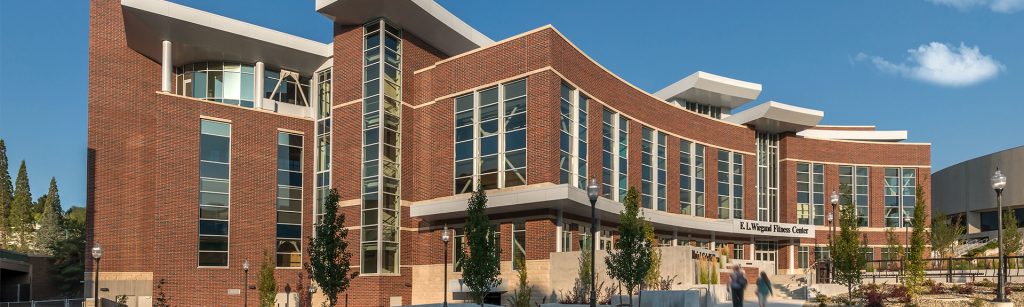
[732,220,815,238]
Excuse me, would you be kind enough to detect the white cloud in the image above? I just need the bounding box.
[926,0,1024,13]
[857,42,1004,87]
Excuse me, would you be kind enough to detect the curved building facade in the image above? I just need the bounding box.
[86,0,931,305]
[933,146,1024,236]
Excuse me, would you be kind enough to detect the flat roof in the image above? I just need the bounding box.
[724,101,823,133]
[121,0,332,73]
[797,129,908,142]
[316,0,494,56]
[653,71,762,109]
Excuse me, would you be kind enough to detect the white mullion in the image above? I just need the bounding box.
[570,89,580,188]
[497,85,506,188]
[473,91,481,189]
[375,19,386,274]
[612,112,620,200]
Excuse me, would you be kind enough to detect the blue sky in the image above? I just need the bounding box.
[1,0,1022,208]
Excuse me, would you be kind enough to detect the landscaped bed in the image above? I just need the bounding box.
[808,279,1024,306]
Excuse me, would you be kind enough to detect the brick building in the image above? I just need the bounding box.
[86,0,931,305]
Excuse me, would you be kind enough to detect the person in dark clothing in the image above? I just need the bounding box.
[730,265,748,307]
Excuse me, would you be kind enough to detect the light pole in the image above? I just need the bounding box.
[587,178,599,307]
[91,244,103,307]
[829,190,838,282]
[442,225,450,307]
[243,259,250,307]
[992,169,1008,302]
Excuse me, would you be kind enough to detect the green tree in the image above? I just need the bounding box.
[9,161,33,251]
[50,206,86,298]
[577,236,593,302]
[642,218,661,289]
[257,252,278,307]
[506,254,534,307]
[33,194,48,221]
[35,177,64,254]
[0,139,11,249]
[460,186,500,306]
[832,185,864,298]
[1002,209,1022,256]
[905,185,928,297]
[604,187,653,307]
[930,211,965,257]
[307,188,357,307]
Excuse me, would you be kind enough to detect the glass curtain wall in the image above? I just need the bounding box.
[315,69,332,221]
[198,119,231,267]
[756,132,779,222]
[176,62,256,107]
[680,140,706,217]
[839,165,869,227]
[885,168,917,227]
[717,150,743,219]
[796,163,825,225]
[452,79,528,193]
[276,132,303,267]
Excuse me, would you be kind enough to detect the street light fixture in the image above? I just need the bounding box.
[442,225,451,307]
[992,168,1008,303]
[92,244,103,307]
[829,189,838,282]
[587,178,599,307]
[243,259,250,307]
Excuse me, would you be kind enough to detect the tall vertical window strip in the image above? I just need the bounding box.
[717,150,743,219]
[559,84,574,185]
[277,132,303,267]
[617,116,629,202]
[885,168,917,227]
[756,133,779,222]
[679,141,706,217]
[512,222,526,270]
[601,110,616,198]
[453,79,528,194]
[796,163,825,225]
[655,133,667,211]
[198,120,230,267]
[576,95,589,188]
[839,166,870,227]
[361,19,402,274]
[315,69,332,221]
[641,127,655,209]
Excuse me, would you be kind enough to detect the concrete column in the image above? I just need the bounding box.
[254,62,265,109]
[161,40,172,92]
[672,230,678,246]
[710,233,716,251]
[556,210,563,252]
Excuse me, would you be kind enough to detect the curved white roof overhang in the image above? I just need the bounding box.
[654,71,762,109]
[316,0,493,56]
[797,129,908,142]
[121,0,332,74]
[724,101,823,133]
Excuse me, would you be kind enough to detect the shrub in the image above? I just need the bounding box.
[862,284,885,307]
[968,297,987,307]
[815,294,830,307]
[888,284,911,304]
[953,283,975,295]
[973,279,995,288]
[928,281,946,294]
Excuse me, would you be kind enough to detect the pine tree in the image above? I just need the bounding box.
[50,206,85,298]
[460,186,500,306]
[605,187,653,307]
[10,161,33,251]
[905,185,928,298]
[35,177,64,254]
[832,185,864,298]
[257,252,278,307]
[0,139,12,249]
[307,188,357,307]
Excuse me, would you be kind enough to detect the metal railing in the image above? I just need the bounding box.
[0,299,85,307]
[863,255,1024,283]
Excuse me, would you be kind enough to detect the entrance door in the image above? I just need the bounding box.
[755,241,778,274]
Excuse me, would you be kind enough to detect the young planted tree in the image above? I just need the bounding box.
[9,161,33,251]
[1002,209,1022,256]
[577,236,593,302]
[460,187,500,306]
[0,139,11,249]
[257,252,278,307]
[930,211,965,257]
[506,254,534,307]
[307,188,358,307]
[605,187,653,307]
[905,185,928,297]
[642,219,661,290]
[832,185,864,298]
[35,177,64,254]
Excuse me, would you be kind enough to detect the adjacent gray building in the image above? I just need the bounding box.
[933,145,1024,236]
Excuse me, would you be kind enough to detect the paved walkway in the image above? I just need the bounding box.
[714,297,808,307]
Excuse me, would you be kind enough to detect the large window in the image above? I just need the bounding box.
[176,62,256,107]
[717,150,743,219]
[756,133,779,222]
[315,69,332,221]
[198,119,231,267]
[264,69,312,106]
[680,140,706,217]
[559,83,588,189]
[601,109,630,202]
[640,127,666,211]
[513,222,527,270]
[361,19,402,274]
[839,165,870,227]
[277,132,303,267]
[797,163,825,225]
[798,246,809,269]
[885,168,916,227]
[453,79,528,193]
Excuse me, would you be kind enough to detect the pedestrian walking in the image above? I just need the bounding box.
[729,265,748,307]
[756,272,773,307]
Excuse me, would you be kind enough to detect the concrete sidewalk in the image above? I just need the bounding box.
[714,297,808,307]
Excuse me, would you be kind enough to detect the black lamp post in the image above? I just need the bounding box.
[243,259,250,307]
[829,190,838,282]
[442,225,450,307]
[92,244,103,307]
[587,178,599,307]
[992,169,1008,302]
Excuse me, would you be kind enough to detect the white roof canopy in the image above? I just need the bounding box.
[724,101,824,133]
[121,0,332,73]
[316,0,494,56]
[797,129,908,142]
[654,71,762,109]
